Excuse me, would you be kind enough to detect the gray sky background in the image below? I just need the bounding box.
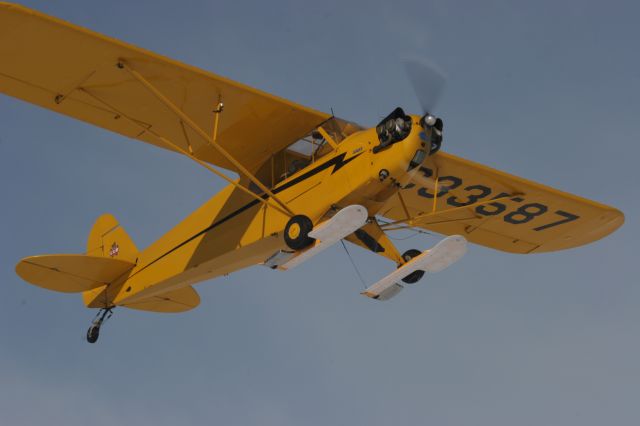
[1,1,638,425]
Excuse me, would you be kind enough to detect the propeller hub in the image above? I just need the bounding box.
[423,114,437,127]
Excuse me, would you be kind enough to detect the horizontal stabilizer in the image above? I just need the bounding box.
[120,286,200,313]
[16,254,135,293]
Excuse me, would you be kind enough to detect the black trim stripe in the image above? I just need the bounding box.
[129,151,363,278]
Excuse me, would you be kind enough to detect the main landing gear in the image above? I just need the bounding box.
[279,206,369,270]
[284,215,315,250]
[361,235,468,301]
[400,249,426,284]
[86,308,113,344]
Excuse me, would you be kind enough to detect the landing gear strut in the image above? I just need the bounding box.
[86,308,113,344]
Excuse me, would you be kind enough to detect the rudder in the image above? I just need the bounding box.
[83,214,138,308]
[87,213,138,263]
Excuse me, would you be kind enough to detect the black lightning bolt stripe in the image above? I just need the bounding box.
[129,151,364,278]
[271,151,362,194]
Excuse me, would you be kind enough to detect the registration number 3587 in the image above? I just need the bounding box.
[414,168,580,232]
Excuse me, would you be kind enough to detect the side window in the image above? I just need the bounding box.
[253,119,362,189]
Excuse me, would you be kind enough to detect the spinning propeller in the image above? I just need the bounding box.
[402,58,447,154]
[403,57,447,121]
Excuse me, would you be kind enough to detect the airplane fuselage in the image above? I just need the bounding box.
[84,115,430,308]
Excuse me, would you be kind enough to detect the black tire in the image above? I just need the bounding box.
[400,249,425,284]
[284,215,315,250]
[86,325,100,344]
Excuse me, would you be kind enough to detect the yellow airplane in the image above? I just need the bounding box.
[1,3,624,343]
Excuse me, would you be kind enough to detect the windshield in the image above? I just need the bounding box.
[321,116,363,143]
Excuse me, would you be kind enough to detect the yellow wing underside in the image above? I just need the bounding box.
[380,152,624,253]
[0,2,330,172]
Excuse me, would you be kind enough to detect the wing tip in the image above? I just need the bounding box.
[531,206,625,254]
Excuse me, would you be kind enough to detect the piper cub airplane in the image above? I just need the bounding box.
[1,3,623,343]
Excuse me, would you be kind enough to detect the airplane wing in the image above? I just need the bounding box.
[0,3,330,172]
[379,152,624,254]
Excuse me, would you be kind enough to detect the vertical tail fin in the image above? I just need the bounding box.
[83,214,138,308]
[86,213,138,263]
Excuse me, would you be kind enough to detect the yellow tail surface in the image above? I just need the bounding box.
[86,213,138,263]
[82,213,138,306]
[16,214,138,294]
[82,214,200,313]
[16,214,200,313]
[16,254,135,293]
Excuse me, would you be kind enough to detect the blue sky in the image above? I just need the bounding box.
[1,1,638,425]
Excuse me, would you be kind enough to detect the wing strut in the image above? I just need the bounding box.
[380,195,516,229]
[118,60,295,217]
[79,88,294,218]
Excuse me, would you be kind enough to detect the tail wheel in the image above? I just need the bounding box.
[85,307,112,344]
[284,215,315,250]
[86,325,100,343]
[400,249,425,284]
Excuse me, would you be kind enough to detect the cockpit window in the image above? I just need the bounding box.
[286,131,326,159]
[250,117,363,190]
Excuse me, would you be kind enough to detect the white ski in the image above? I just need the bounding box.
[279,205,368,270]
[361,235,468,300]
